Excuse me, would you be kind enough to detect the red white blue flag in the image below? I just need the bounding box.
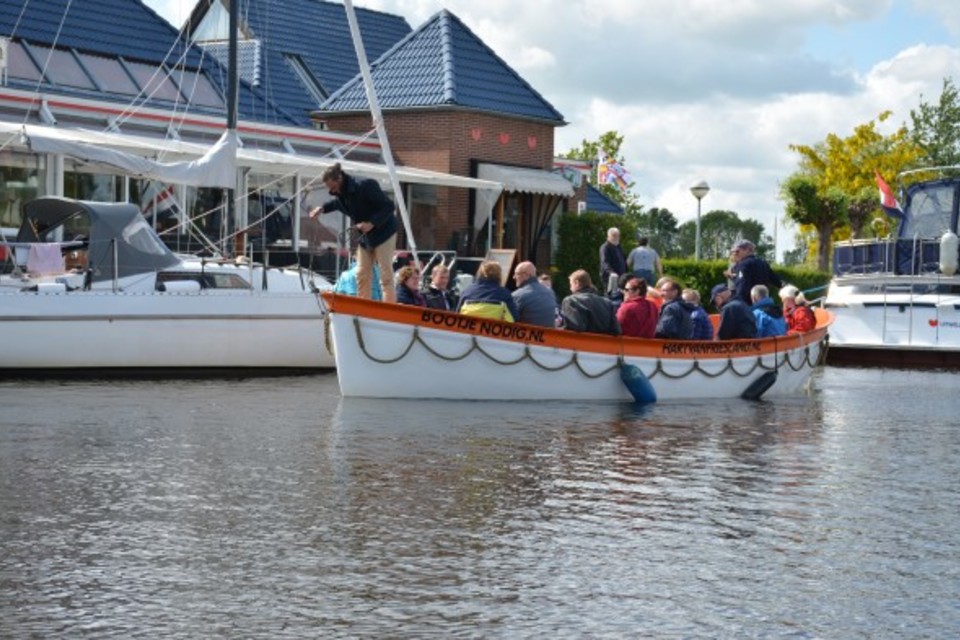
[875,170,903,217]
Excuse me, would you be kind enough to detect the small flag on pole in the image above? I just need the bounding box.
[875,170,903,217]
[597,151,633,193]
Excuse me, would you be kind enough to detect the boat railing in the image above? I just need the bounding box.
[833,235,953,277]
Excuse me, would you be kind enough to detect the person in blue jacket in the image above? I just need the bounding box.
[457,261,519,321]
[712,283,757,340]
[750,284,787,337]
[730,239,781,305]
[309,163,398,302]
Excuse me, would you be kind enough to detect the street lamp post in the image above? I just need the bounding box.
[690,181,710,261]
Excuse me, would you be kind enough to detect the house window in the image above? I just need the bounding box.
[0,153,46,229]
[122,59,185,103]
[79,53,140,95]
[24,44,95,90]
[168,67,224,108]
[5,40,43,83]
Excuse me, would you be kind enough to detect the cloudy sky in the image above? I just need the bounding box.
[145,0,960,255]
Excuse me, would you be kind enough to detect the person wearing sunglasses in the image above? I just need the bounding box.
[616,277,657,338]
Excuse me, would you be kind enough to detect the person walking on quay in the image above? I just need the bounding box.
[309,163,398,303]
[627,236,662,287]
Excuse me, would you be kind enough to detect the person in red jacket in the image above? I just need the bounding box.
[616,277,657,338]
[780,285,817,333]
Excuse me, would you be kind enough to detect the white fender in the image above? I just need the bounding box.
[940,231,959,276]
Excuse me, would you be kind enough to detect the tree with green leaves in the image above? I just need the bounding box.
[910,77,960,168]
[781,174,849,272]
[629,206,679,257]
[675,210,773,261]
[784,112,924,270]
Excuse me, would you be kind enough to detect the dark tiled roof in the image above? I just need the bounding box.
[239,0,412,126]
[0,0,300,126]
[320,9,565,124]
[587,184,624,214]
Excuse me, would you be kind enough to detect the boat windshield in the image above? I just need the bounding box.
[901,183,956,238]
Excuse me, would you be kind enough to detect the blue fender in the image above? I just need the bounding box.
[621,363,657,405]
[741,370,778,400]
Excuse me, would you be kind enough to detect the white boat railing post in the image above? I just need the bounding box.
[343,0,419,268]
[112,238,119,293]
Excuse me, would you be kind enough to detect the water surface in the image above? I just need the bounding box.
[1,368,958,637]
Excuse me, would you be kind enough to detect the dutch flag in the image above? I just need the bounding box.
[875,170,903,217]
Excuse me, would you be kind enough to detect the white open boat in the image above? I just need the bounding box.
[0,197,334,375]
[322,292,833,402]
[825,171,960,367]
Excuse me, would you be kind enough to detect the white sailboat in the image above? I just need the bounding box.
[0,0,340,375]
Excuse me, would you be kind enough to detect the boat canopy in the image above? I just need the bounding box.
[17,197,180,282]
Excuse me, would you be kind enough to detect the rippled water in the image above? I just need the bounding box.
[1,367,958,638]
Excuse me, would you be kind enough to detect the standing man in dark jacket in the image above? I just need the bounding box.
[654,279,694,339]
[599,227,627,296]
[712,283,758,340]
[730,239,781,306]
[309,163,398,303]
[562,269,620,335]
[511,261,558,327]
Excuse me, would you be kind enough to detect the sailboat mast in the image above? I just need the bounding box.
[342,0,419,264]
[226,0,239,256]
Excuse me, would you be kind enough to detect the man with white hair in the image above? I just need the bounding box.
[599,227,627,295]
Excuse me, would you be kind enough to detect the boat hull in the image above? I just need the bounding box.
[824,275,960,368]
[323,293,831,401]
[0,290,334,373]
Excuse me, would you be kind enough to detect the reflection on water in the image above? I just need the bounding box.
[1,368,958,637]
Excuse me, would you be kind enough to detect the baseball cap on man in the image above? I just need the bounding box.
[710,283,730,300]
[731,239,754,252]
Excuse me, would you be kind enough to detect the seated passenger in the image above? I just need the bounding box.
[711,283,757,340]
[616,277,657,338]
[457,260,519,322]
[751,284,787,337]
[682,288,714,340]
[422,264,458,311]
[395,265,426,307]
[334,261,383,300]
[537,272,563,327]
[561,269,620,335]
[511,261,558,327]
[654,278,694,339]
[780,284,817,333]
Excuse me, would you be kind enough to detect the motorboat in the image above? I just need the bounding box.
[0,197,334,375]
[321,292,832,402]
[825,171,960,367]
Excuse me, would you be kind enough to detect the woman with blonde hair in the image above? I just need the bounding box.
[456,261,519,321]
